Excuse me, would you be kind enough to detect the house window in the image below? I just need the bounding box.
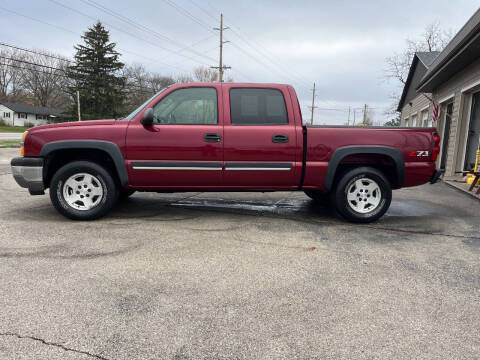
[404,117,410,127]
[421,110,431,127]
[18,113,27,119]
[3,112,10,118]
[36,114,47,120]
[411,114,418,127]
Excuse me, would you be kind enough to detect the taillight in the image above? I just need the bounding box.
[432,132,440,161]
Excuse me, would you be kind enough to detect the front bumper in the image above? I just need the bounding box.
[430,168,444,184]
[11,157,45,195]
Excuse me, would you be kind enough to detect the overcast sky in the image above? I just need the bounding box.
[2,0,479,124]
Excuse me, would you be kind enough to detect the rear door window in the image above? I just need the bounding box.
[230,88,288,125]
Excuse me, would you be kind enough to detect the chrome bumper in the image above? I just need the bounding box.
[11,157,45,195]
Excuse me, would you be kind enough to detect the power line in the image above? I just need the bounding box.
[160,0,215,33]
[226,25,312,89]
[0,57,163,94]
[0,42,74,63]
[46,0,216,66]
[181,0,312,89]
[185,0,218,21]
[0,62,69,78]
[0,56,67,72]
[0,5,200,73]
[78,0,217,63]
[0,5,78,35]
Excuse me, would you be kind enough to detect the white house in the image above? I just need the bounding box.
[0,102,65,127]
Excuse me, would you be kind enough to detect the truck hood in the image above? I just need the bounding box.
[28,119,119,132]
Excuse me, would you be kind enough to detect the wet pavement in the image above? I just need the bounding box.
[0,148,479,359]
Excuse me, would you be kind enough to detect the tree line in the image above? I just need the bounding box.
[0,21,228,121]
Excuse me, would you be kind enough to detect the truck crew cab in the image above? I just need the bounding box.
[11,83,443,223]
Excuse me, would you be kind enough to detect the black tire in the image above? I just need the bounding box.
[331,166,392,223]
[49,161,119,220]
[304,190,329,204]
[119,189,136,200]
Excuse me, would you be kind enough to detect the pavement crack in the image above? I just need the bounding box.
[0,332,109,360]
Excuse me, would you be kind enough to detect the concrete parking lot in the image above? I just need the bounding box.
[0,148,479,359]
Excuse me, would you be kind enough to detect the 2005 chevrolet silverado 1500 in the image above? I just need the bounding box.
[11,83,443,222]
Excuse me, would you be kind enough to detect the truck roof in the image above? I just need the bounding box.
[170,82,291,87]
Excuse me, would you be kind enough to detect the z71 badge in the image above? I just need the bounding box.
[409,150,430,157]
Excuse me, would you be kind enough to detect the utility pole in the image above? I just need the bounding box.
[76,90,81,121]
[309,82,317,125]
[353,109,356,126]
[347,106,351,126]
[363,104,367,124]
[211,14,231,82]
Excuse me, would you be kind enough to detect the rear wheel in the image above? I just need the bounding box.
[331,166,391,223]
[49,161,118,220]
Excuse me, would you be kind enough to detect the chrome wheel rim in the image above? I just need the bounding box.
[62,173,104,211]
[346,178,381,214]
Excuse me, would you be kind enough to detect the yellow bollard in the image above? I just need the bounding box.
[466,149,480,185]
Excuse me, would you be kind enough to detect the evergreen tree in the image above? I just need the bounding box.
[68,21,125,119]
[384,116,401,127]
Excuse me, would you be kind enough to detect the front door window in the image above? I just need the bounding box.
[152,87,217,125]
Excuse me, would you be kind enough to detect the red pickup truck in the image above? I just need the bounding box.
[11,83,442,222]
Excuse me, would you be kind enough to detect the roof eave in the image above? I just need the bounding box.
[397,55,419,112]
[417,31,480,93]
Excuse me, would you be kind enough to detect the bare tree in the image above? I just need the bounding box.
[122,63,177,114]
[385,22,452,86]
[175,73,194,83]
[384,21,452,113]
[19,51,70,108]
[0,48,26,102]
[122,63,152,112]
[148,74,175,92]
[193,66,219,82]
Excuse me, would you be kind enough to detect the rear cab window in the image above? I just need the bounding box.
[229,88,288,125]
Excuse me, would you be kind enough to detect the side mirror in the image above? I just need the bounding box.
[141,108,154,126]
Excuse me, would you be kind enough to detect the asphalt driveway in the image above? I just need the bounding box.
[0,148,479,359]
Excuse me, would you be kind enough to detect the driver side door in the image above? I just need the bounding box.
[126,85,223,188]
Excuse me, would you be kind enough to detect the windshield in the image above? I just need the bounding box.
[124,88,167,120]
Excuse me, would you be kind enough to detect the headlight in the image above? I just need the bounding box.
[20,131,28,156]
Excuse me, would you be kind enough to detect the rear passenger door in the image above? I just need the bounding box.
[222,85,298,188]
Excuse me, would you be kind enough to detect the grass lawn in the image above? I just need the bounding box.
[0,140,21,147]
[0,125,30,133]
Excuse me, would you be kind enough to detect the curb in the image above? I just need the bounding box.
[443,180,480,201]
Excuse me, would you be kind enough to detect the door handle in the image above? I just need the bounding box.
[204,133,221,142]
[272,134,289,143]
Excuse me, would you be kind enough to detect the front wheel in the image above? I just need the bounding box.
[49,161,119,220]
[331,167,392,223]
